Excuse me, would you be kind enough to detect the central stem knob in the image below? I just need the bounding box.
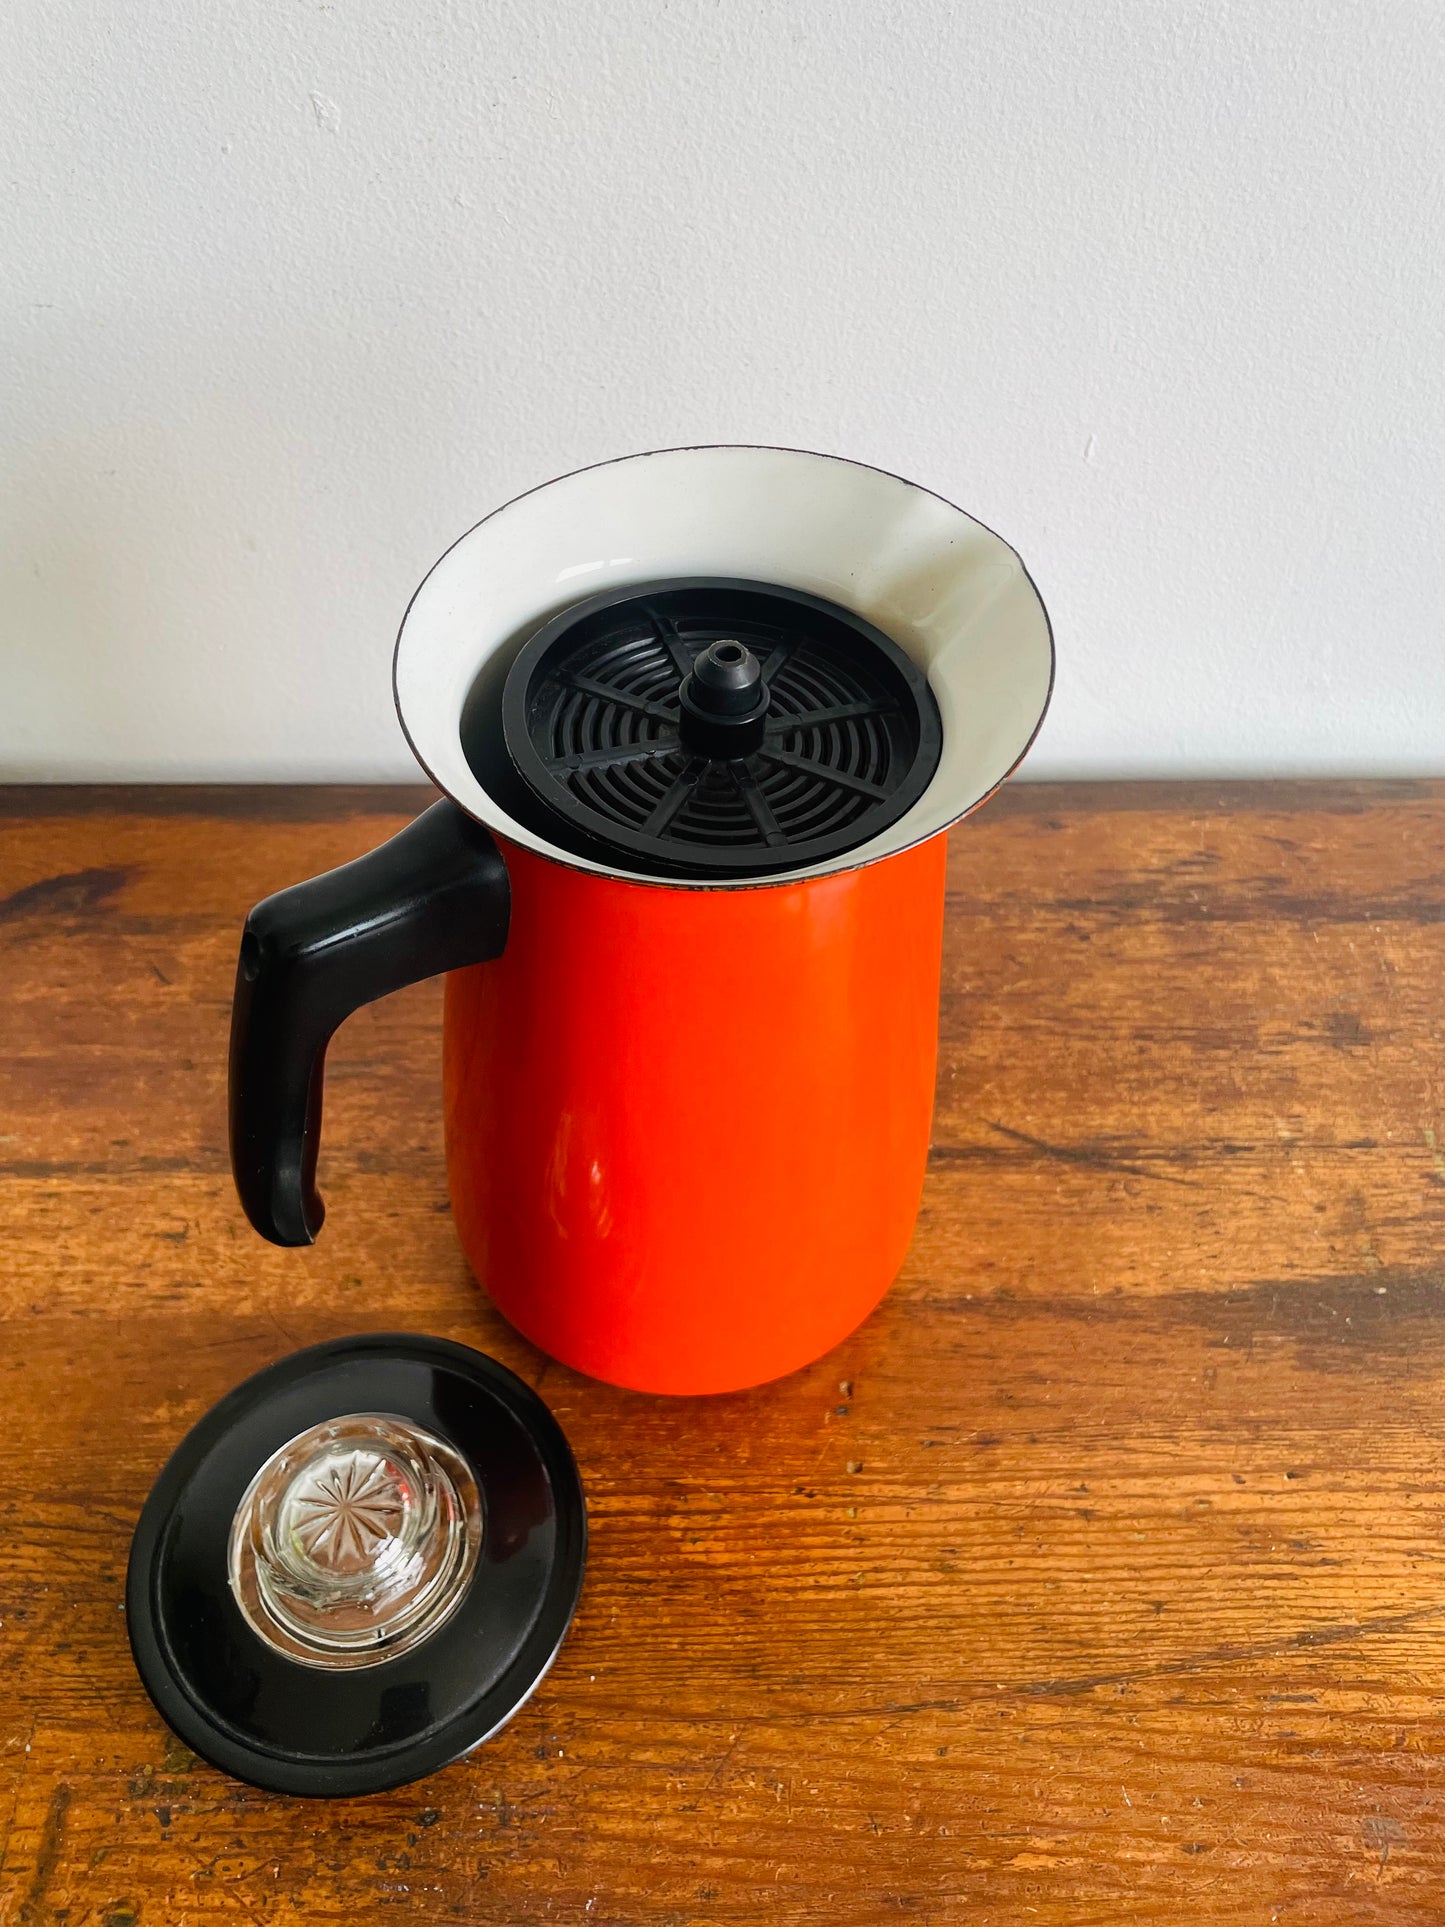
[689,639,762,713]
[678,640,770,756]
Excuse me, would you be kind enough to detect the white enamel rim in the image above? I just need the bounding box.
[393,445,1055,890]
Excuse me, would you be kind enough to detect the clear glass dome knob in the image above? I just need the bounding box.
[228,1414,483,1670]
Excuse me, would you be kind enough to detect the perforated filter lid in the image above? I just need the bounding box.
[492,578,943,880]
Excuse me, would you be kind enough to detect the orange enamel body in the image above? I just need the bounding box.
[443,833,947,1395]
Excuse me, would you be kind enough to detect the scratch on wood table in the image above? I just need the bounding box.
[1,780,1445,1924]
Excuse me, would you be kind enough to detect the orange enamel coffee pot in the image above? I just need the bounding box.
[228,447,1052,1394]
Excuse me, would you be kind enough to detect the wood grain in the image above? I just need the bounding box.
[1,779,1444,1925]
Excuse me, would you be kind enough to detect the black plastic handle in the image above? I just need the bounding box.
[229,801,510,1246]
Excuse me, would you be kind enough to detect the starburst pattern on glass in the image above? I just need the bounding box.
[228,1414,483,1670]
[287,1448,407,1570]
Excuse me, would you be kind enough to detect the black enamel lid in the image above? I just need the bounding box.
[464,577,943,880]
[125,1334,586,1797]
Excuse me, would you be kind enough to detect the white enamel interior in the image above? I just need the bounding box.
[393,446,1053,888]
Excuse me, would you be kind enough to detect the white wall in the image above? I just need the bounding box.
[3,0,1442,782]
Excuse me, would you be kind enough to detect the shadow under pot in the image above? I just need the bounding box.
[228,449,1054,1394]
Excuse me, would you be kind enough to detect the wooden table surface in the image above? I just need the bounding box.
[3,780,1445,1926]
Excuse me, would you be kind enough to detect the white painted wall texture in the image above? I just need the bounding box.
[2,0,1442,781]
